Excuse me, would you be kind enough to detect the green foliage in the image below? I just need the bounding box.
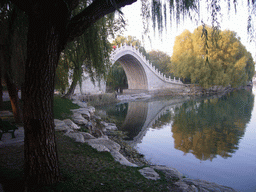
[106,63,128,92]
[61,14,113,95]
[55,55,69,93]
[53,96,79,119]
[148,50,173,76]
[55,2,126,95]
[171,25,255,88]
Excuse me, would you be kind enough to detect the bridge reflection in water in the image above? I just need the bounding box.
[100,90,254,161]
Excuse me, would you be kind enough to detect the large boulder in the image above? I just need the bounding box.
[71,108,92,120]
[71,107,95,115]
[72,100,87,108]
[151,165,183,180]
[85,138,120,152]
[64,132,85,143]
[101,121,118,131]
[89,144,110,152]
[182,178,237,192]
[79,132,95,139]
[84,138,138,167]
[139,167,160,180]
[63,119,80,130]
[54,119,70,132]
[64,131,95,143]
[72,113,88,125]
[174,178,237,192]
[110,150,138,167]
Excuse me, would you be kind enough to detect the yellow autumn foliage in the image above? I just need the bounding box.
[171,25,255,88]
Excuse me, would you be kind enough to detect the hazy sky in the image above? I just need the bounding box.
[121,1,255,59]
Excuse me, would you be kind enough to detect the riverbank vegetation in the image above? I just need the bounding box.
[171,25,255,88]
[0,98,175,192]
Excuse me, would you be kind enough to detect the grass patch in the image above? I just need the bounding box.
[1,101,13,111]
[56,132,170,192]
[1,95,79,120]
[53,95,80,120]
[0,167,24,192]
[0,133,172,191]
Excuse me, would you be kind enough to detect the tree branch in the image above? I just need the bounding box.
[66,0,137,43]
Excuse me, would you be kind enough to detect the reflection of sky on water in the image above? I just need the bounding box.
[136,90,256,192]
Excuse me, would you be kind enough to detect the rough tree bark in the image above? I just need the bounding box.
[0,61,2,109]
[23,6,68,187]
[7,0,137,188]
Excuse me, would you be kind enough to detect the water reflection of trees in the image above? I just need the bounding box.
[171,90,254,161]
[152,113,173,129]
[103,103,129,128]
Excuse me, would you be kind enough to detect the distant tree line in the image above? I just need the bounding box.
[171,25,255,88]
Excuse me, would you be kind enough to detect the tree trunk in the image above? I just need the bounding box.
[64,78,78,99]
[23,12,66,188]
[64,69,82,99]
[4,73,22,123]
[0,64,2,109]
[9,0,136,189]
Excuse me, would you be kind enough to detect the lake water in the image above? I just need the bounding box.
[96,88,256,191]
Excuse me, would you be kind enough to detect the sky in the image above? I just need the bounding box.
[120,1,255,60]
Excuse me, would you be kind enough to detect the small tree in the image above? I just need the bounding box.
[106,63,128,92]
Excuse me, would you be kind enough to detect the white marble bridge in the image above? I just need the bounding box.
[110,44,184,92]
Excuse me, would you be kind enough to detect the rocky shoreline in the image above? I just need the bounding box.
[0,99,237,192]
[55,100,237,192]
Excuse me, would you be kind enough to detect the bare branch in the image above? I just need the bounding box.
[66,0,136,43]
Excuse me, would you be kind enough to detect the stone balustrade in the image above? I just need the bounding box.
[110,44,183,85]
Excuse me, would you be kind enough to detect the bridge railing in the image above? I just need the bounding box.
[110,44,183,84]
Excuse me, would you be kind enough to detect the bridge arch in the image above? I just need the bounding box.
[111,48,148,90]
[110,44,183,92]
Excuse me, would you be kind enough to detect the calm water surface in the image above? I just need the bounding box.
[97,88,256,191]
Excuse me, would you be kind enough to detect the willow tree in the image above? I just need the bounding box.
[171,25,255,88]
[62,4,125,98]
